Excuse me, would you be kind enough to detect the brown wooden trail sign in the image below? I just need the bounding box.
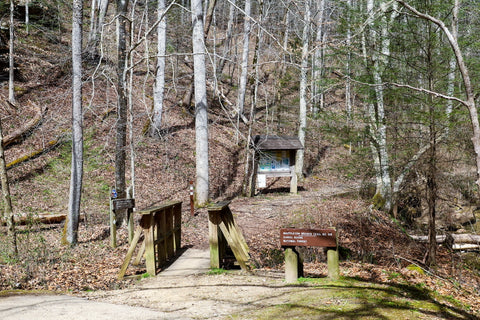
[208,201,250,271]
[280,228,336,248]
[110,194,135,248]
[280,228,339,282]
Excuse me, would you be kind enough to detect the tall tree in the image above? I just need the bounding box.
[295,0,311,182]
[87,0,109,58]
[115,0,129,225]
[66,0,84,245]
[236,0,252,117]
[363,0,399,212]
[150,0,167,137]
[217,0,236,77]
[0,114,16,255]
[9,0,15,105]
[313,0,327,113]
[191,0,209,206]
[25,0,29,34]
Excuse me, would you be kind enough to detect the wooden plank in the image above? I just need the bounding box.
[118,226,143,279]
[173,203,182,251]
[127,189,134,243]
[327,249,339,280]
[284,248,299,283]
[133,239,146,266]
[156,210,167,265]
[218,223,249,270]
[226,208,249,256]
[208,211,221,268]
[136,201,183,215]
[207,201,231,212]
[166,207,175,258]
[221,209,249,260]
[109,197,116,248]
[143,214,156,275]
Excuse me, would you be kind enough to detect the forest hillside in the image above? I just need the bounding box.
[0,0,479,316]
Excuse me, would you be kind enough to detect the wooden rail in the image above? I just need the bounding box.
[118,201,182,279]
[207,201,250,271]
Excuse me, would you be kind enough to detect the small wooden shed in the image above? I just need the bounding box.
[250,135,303,195]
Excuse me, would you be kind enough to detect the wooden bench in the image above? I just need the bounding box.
[280,228,339,282]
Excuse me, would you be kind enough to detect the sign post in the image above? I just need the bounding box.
[280,228,338,282]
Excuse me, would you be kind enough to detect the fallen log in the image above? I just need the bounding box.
[451,233,480,244]
[1,212,85,226]
[409,235,446,243]
[3,103,47,149]
[6,137,63,170]
[410,233,480,245]
[452,243,480,250]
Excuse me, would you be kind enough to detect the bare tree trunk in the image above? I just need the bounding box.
[115,0,129,225]
[313,0,326,113]
[365,0,398,212]
[128,0,139,200]
[0,114,16,255]
[243,0,264,196]
[25,0,29,34]
[217,0,235,77]
[88,0,98,44]
[191,0,209,206]
[203,0,217,37]
[150,0,167,137]
[345,0,352,121]
[426,96,437,267]
[66,0,84,246]
[236,0,251,116]
[9,0,15,105]
[295,0,311,183]
[445,0,458,130]
[87,0,109,58]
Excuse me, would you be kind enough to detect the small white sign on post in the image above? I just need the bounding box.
[257,174,266,188]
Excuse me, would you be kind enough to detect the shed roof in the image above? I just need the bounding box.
[253,135,303,150]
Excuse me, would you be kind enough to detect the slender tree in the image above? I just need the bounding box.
[236,0,252,117]
[115,0,129,225]
[191,0,209,206]
[313,0,327,113]
[150,0,167,137]
[25,0,29,34]
[87,0,109,58]
[295,0,311,183]
[66,0,84,245]
[217,0,236,77]
[0,114,16,255]
[9,0,15,105]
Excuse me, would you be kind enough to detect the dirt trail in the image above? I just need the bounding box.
[86,271,299,320]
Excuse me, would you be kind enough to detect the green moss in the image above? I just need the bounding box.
[406,264,425,275]
[372,193,386,210]
[207,268,231,275]
[229,277,474,319]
